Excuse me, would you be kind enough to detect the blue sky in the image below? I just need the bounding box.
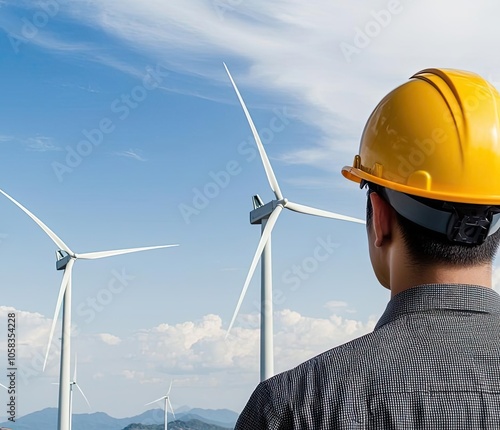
[1,0,500,421]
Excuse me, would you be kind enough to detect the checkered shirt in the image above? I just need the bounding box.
[234,284,500,429]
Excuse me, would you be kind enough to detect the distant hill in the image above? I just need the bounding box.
[124,418,232,429]
[0,407,237,430]
[182,409,236,427]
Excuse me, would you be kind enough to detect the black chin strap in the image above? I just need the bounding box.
[361,181,500,245]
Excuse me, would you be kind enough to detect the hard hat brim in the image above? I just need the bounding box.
[341,165,500,205]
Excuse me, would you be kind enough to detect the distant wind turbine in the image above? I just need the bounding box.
[0,188,178,430]
[145,380,175,430]
[69,355,90,430]
[53,355,91,430]
[223,64,365,381]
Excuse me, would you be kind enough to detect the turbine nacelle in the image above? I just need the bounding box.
[252,194,265,210]
[56,250,73,271]
[250,199,282,225]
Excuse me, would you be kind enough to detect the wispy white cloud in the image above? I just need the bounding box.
[324,300,358,315]
[76,84,99,93]
[325,300,348,310]
[0,135,61,151]
[0,15,94,55]
[114,149,147,162]
[284,175,348,190]
[59,82,101,93]
[6,0,500,173]
[25,136,61,152]
[98,333,122,346]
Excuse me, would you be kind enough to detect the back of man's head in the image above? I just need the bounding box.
[342,68,500,267]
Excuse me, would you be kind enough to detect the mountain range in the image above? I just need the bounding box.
[0,407,238,430]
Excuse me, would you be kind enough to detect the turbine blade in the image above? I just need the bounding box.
[167,380,173,395]
[76,244,178,260]
[0,188,73,253]
[145,396,166,406]
[0,383,7,390]
[285,201,365,224]
[43,259,74,371]
[226,205,284,337]
[223,63,283,200]
[74,382,91,409]
[167,397,176,420]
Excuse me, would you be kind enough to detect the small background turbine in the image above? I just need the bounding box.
[53,354,90,430]
[145,380,175,430]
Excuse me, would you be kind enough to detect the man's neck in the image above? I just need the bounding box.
[389,263,493,297]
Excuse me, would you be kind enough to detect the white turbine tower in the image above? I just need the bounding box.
[0,188,178,430]
[145,381,175,430]
[223,64,365,381]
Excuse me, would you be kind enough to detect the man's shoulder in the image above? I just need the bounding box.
[265,327,388,394]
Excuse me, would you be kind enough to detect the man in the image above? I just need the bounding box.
[234,68,500,429]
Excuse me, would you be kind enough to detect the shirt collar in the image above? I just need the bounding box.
[375,284,500,330]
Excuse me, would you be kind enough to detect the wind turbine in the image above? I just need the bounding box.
[69,355,90,430]
[145,381,175,430]
[223,64,365,381]
[53,355,91,430]
[0,188,178,430]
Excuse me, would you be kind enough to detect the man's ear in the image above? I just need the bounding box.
[369,192,394,247]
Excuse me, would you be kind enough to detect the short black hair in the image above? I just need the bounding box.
[396,211,500,266]
[366,186,500,266]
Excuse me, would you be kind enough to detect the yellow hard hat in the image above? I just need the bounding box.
[342,68,500,205]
